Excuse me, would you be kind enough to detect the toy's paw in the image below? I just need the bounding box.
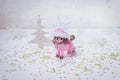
[59,56,64,59]
[68,54,74,57]
[56,54,59,58]
[68,50,76,57]
[72,51,76,55]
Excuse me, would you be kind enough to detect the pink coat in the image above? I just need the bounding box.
[54,40,75,56]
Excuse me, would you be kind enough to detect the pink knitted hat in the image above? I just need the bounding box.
[54,28,68,38]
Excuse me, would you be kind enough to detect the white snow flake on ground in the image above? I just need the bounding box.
[0,28,120,80]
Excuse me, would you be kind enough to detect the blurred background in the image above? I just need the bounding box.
[0,0,120,29]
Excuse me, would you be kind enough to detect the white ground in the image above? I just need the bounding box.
[0,28,120,80]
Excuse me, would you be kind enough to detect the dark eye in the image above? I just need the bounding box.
[60,38,63,40]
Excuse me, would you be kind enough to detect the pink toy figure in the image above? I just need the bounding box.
[52,28,76,59]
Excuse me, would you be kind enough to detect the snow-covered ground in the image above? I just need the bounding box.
[0,28,120,80]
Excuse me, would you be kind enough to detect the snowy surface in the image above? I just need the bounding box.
[0,28,120,80]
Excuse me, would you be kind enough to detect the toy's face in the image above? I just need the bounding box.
[55,37,63,43]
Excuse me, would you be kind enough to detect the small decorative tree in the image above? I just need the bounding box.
[29,15,50,48]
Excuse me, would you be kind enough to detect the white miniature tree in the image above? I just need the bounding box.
[29,15,50,48]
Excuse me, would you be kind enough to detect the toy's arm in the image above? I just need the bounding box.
[70,35,75,41]
[52,39,58,48]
